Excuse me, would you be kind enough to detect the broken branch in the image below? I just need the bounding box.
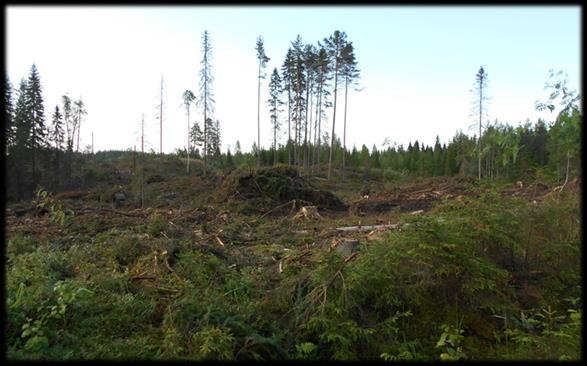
[335,223,399,233]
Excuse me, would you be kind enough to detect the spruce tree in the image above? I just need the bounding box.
[26,64,47,188]
[5,77,14,150]
[267,68,283,165]
[13,79,31,199]
[281,48,295,166]
[51,105,65,151]
[51,105,65,188]
[182,89,196,173]
[198,30,215,173]
[190,121,204,156]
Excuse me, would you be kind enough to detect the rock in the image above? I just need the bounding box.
[112,192,127,209]
[334,239,360,256]
[146,174,165,184]
[162,192,179,204]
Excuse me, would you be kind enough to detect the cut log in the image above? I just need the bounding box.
[293,206,322,220]
[335,223,400,233]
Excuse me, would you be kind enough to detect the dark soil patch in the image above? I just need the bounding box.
[351,176,478,214]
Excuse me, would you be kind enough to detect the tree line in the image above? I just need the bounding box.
[200,67,581,184]
[4,30,581,202]
[180,30,361,180]
[5,64,88,200]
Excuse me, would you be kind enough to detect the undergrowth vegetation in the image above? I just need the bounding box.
[5,176,581,360]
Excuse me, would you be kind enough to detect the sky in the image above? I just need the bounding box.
[5,6,581,154]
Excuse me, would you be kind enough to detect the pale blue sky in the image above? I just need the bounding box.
[6,6,581,153]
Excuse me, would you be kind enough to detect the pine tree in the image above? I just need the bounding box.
[62,94,74,152]
[312,46,331,173]
[255,36,270,168]
[340,41,360,178]
[72,98,87,152]
[324,30,348,180]
[473,66,489,179]
[267,68,284,165]
[291,35,307,167]
[302,43,317,171]
[157,75,165,157]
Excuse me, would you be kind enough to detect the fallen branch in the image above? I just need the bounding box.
[76,207,147,218]
[131,274,157,281]
[344,252,358,263]
[335,223,400,233]
[259,200,297,219]
[215,235,226,247]
[163,257,181,280]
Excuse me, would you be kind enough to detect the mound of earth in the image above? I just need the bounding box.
[215,165,346,210]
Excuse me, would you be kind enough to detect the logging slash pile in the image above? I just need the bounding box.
[214,166,347,211]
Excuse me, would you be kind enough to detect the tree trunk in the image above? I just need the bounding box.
[294,83,299,167]
[287,88,291,166]
[308,79,313,173]
[559,149,571,194]
[257,62,261,168]
[303,72,310,173]
[203,84,207,174]
[273,120,277,166]
[342,76,349,180]
[187,107,190,174]
[328,59,339,180]
[478,83,482,180]
[160,76,164,173]
[141,115,145,208]
[76,110,81,153]
[312,85,320,174]
[54,149,59,190]
[315,79,322,174]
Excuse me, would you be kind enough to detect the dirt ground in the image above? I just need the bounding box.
[6,169,577,274]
